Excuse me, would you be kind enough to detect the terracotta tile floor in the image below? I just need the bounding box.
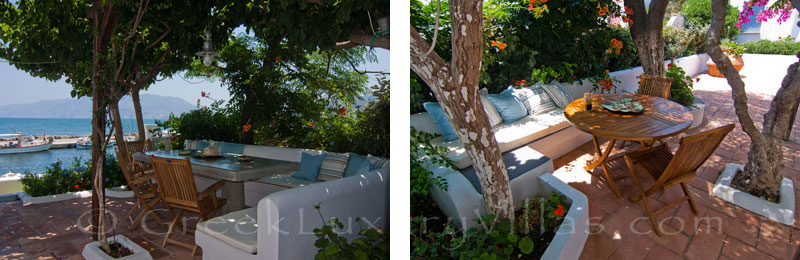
[550,89,800,260]
[0,197,202,259]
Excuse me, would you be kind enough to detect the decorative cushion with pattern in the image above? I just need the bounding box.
[366,155,389,170]
[508,86,557,115]
[540,80,574,108]
[318,152,349,181]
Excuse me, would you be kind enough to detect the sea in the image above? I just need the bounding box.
[0,118,159,174]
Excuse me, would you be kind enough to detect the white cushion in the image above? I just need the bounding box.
[431,108,570,169]
[410,112,443,136]
[509,86,557,115]
[541,80,575,108]
[197,208,258,254]
[479,88,504,126]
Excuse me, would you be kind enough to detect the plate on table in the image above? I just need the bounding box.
[602,98,644,114]
[193,154,224,159]
[177,150,193,156]
[236,155,253,162]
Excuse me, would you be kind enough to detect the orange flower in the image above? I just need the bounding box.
[201,91,206,97]
[275,56,281,62]
[598,9,606,15]
[491,40,507,50]
[528,3,534,10]
[605,69,610,74]
[242,124,252,133]
[338,106,347,116]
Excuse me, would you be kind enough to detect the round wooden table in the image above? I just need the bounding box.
[564,93,693,196]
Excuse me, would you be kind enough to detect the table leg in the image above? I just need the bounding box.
[584,135,620,197]
[221,181,245,214]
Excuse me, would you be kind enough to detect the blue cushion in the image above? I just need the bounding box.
[344,153,372,177]
[423,102,459,142]
[486,91,528,123]
[219,142,246,154]
[292,152,327,182]
[460,146,550,194]
[195,140,210,151]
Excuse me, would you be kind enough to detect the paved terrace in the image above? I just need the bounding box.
[561,54,800,259]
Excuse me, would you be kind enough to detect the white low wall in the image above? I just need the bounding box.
[557,54,710,99]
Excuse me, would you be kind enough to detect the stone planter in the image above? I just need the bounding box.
[19,186,133,205]
[537,173,589,260]
[712,163,795,225]
[706,55,743,77]
[687,97,706,129]
[82,234,153,260]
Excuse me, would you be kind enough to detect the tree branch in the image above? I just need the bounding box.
[334,30,389,50]
[706,0,764,143]
[146,22,171,50]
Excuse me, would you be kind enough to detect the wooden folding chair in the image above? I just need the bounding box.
[149,156,226,255]
[124,139,153,168]
[114,147,165,231]
[621,75,677,149]
[623,124,734,236]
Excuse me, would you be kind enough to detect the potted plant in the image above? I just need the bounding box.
[706,40,745,77]
[666,63,705,129]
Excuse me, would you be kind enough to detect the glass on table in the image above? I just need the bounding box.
[584,93,593,110]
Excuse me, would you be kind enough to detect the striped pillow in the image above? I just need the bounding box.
[318,152,349,181]
[367,155,390,170]
[509,86,556,115]
[541,80,574,108]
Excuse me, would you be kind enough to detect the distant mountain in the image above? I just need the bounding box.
[0,94,195,119]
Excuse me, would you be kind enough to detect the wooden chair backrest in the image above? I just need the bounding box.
[638,75,674,99]
[150,156,199,209]
[114,146,136,185]
[657,124,735,187]
[126,139,152,155]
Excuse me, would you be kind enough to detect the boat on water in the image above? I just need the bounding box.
[0,134,53,154]
[76,137,115,149]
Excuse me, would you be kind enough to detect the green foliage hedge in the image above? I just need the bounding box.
[741,38,800,55]
[681,0,740,40]
[21,155,126,197]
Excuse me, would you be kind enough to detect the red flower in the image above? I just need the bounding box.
[307,121,316,128]
[81,182,87,187]
[74,184,80,189]
[197,99,201,103]
[554,205,565,217]
[201,91,206,97]
[779,36,782,39]
[275,56,281,62]
[338,106,347,116]
[696,78,700,82]
[242,124,252,133]
[668,62,675,68]
[528,3,534,10]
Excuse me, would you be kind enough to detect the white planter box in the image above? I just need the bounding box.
[538,173,589,260]
[19,186,133,205]
[712,163,795,225]
[82,234,152,260]
[687,97,706,129]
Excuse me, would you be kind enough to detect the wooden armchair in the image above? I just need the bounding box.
[114,147,165,231]
[124,139,153,168]
[623,124,734,236]
[149,156,226,255]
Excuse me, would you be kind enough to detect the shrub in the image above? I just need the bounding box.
[410,127,451,216]
[411,192,570,259]
[171,100,241,144]
[721,40,746,57]
[665,63,695,106]
[663,23,709,59]
[20,155,126,197]
[681,0,740,40]
[313,205,388,260]
[741,38,800,55]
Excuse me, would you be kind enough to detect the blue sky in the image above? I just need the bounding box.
[0,48,389,107]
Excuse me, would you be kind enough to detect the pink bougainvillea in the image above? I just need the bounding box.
[737,0,794,29]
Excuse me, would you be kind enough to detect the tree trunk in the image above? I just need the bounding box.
[410,0,514,219]
[707,0,800,198]
[110,100,128,159]
[626,0,668,76]
[131,87,146,140]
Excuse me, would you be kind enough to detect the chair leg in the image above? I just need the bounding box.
[192,245,198,256]
[163,209,184,248]
[681,182,699,214]
[625,157,662,236]
[126,201,140,224]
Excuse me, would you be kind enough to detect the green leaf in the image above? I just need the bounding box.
[519,237,534,254]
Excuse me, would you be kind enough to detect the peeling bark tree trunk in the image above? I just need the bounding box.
[131,87,146,140]
[410,0,514,219]
[110,100,128,159]
[707,0,800,198]
[625,0,669,76]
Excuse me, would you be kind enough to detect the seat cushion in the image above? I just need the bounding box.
[460,146,551,194]
[431,108,570,169]
[197,207,258,254]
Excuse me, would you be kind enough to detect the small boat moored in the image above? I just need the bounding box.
[0,134,52,154]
